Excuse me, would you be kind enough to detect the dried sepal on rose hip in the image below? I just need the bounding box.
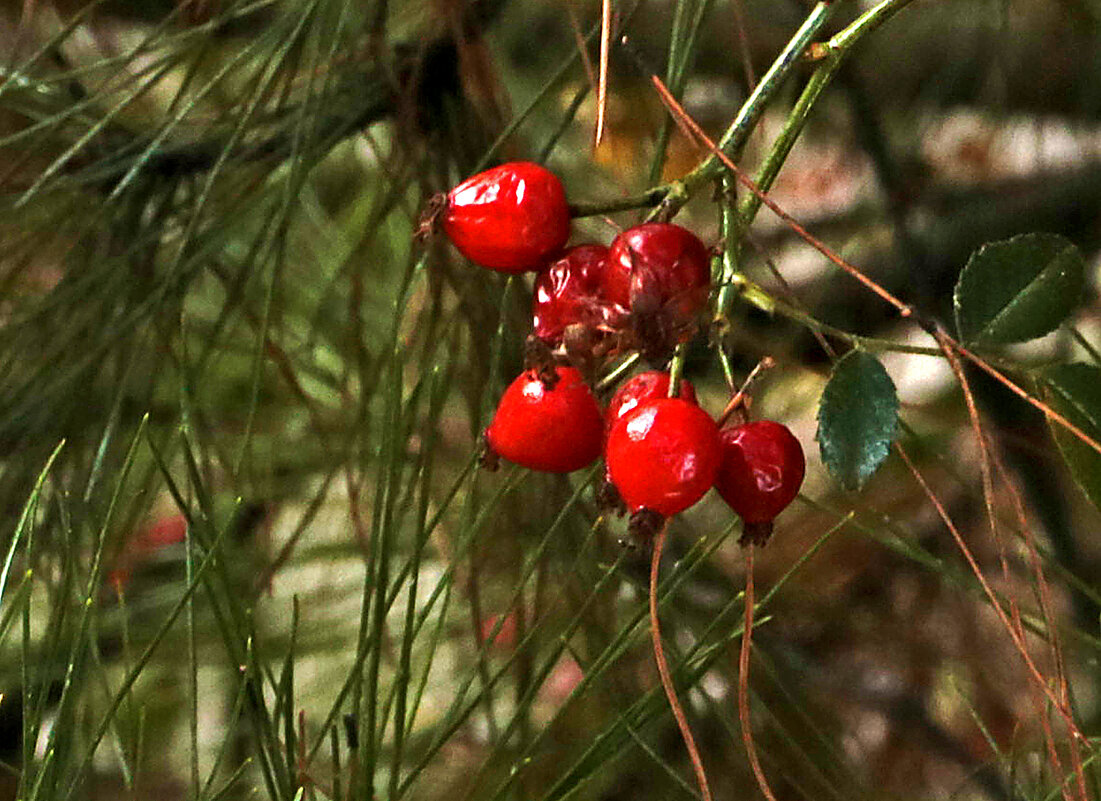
[601,222,711,363]
[435,161,571,273]
[604,397,720,523]
[603,223,711,313]
[714,419,805,546]
[484,365,604,473]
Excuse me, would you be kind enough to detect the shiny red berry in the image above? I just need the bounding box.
[715,420,805,544]
[602,222,711,316]
[605,398,720,516]
[605,370,698,431]
[532,244,619,345]
[485,366,603,473]
[443,161,571,273]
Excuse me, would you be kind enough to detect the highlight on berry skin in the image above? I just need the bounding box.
[714,419,805,546]
[605,370,698,432]
[484,365,604,474]
[604,397,721,518]
[602,222,711,318]
[532,244,616,346]
[440,161,571,273]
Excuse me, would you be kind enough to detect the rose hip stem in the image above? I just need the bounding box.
[649,523,714,801]
[739,545,779,801]
[717,356,775,427]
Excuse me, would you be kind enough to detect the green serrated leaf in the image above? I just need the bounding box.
[1041,363,1101,512]
[953,232,1085,346]
[817,349,899,491]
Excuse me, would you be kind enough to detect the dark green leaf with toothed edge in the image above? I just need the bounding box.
[1041,363,1101,513]
[817,349,899,491]
[953,232,1085,346]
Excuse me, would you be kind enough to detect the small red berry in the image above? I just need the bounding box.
[602,222,711,316]
[532,244,619,345]
[715,420,805,545]
[605,370,698,431]
[597,371,697,517]
[605,398,720,517]
[485,366,603,473]
[443,161,571,273]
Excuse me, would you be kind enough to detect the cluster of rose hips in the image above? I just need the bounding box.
[429,161,805,545]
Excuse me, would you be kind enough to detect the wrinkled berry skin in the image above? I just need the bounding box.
[485,366,603,473]
[443,161,571,273]
[605,371,697,431]
[605,398,720,516]
[602,223,711,315]
[532,244,617,344]
[715,420,805,524]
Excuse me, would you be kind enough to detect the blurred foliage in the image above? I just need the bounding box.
[0,1,1099,801]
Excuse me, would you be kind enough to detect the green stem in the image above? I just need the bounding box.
[1068,325,1101,366]
[714,177,742,389]
[681,1,837,193]
[596,352,642,392]
[648,0,696,186]
[735,0,921,228]
[736,43,843,226]
[831,0,919,52]
[567,0,920,224]
[731,275,942,356]
[569,187,669,219]
[666,343,688,396]
[709,0,920,328]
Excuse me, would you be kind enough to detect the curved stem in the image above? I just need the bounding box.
[649,524,713,801]
[568,187,670,219]
[739,546,778,801]
[682,1,838,195]
[751,288,943,356]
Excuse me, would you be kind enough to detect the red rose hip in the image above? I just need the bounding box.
[485,366,603,473]
[532,244,617,345]
[443,161,571,273]
[605,398,720,517]
[715,420,805,545]
[602,222,711,315]
[605,370,698,431]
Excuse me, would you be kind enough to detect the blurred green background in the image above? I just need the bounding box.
[1,1,1100,799]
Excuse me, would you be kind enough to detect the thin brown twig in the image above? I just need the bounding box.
[650,72,1101,463]
[894,443,1087,747]
[647,74,913,317]
[988,423,1087,801]
[565,3,598,90]
[649,523,713,801]
[717,356,776,427]
[730,0,758,91]
[739,546,779,801]
[931,328,1015,595]
[933,327,1086,801]
[991,453,1084,801]
[954,341,1101,459]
